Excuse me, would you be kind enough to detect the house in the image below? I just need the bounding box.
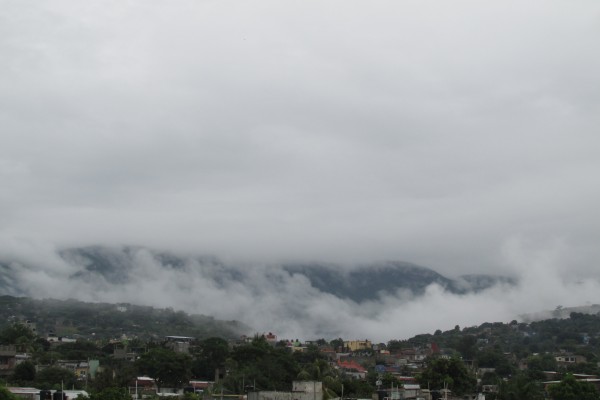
[397,376,418,385]
[544,378,600,393]
[292,381,323,400]
[344,340,372,352]
[264,332,277,345]
[7,387,40,400]
[248,381,323,400]
[336,359,367,379]
[164,336,194,353]
[0,345,17,376]
[482,385,499,393]
[129,376,158,396]
[8,388,89,400]
[24,321,37,336]
[318,347,337,361]
[46,334,76,345]
[52,360,98,380]
[379,384,429,400]
[112,344,138,362]
[477,367,496,377]
[555,354,587,366]
[187,381,213,394]
[400,384,421,399]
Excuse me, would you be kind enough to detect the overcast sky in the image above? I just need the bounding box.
[2,0,600,281]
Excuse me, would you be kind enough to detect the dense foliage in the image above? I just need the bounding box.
[0,296,247,340]
[136,348,192,389]
[417,357,476,395]
[548,374,600,400]
[0,385,18,400]
[3,296,600,400]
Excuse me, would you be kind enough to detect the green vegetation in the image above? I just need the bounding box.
[417,357,476,395]
[224,337,299,392]
[548,373,600,400]
[0,385,18,400]
[136,348,192,389]
[0,296,248,341]
[192,337,229,380]
[3,296,600,400]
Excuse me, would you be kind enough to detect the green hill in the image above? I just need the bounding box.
[0,295,249,340]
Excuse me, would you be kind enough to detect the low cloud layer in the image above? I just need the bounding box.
[2,243,599,342]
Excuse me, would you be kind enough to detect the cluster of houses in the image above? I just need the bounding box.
[3,322,600,400]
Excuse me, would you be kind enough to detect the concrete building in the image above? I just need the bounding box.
[343,340,372,352]
[248,381,323,400]
[164,336,194,354]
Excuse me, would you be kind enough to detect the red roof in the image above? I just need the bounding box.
[337,359,367,373]
[189,381,212,389]
[132,377,156,388]
[397,376,417,383]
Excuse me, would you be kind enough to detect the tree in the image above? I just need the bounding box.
[35,367,78,390]
[340,377,373,398]
[90,368,118,392]
[11,361,36,383]
[456,336,477,360]
[477,349,514,377]
[497,373,544,400]
[0,323,36,345]
[526,353,557,380]
[136,347,192,390]
[330,338,344,352]
[90,360,136,391]
[548,373,600,400]
[417,357,476,396]
[223,337,299,392]
[192,337,230,380]
[54,340,102,360]
[0,385,18,400]
[293,344,325,365]
[387,340,404,353]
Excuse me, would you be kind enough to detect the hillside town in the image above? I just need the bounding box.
[3,304,600,400]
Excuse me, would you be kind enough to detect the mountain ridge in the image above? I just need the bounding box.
[1,245,516,303]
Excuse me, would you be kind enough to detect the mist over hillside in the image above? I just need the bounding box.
[1,244,599,341]
[0,295,248,340]
[1,246,505,302]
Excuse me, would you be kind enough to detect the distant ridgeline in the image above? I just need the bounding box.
[0,246,516,306]
[520,304,600,323]
[283,262,517,302]
[0,295,249,340]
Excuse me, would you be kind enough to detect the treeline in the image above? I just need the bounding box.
[0,296,247,340]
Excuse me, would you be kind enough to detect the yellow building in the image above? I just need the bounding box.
[344,340,372,352]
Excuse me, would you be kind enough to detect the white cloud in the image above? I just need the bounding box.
[2,243,600,342]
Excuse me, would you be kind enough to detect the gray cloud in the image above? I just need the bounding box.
[1,0,600,335]
[2,244,600,342]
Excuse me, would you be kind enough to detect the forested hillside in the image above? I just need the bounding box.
[0,296,248,340]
